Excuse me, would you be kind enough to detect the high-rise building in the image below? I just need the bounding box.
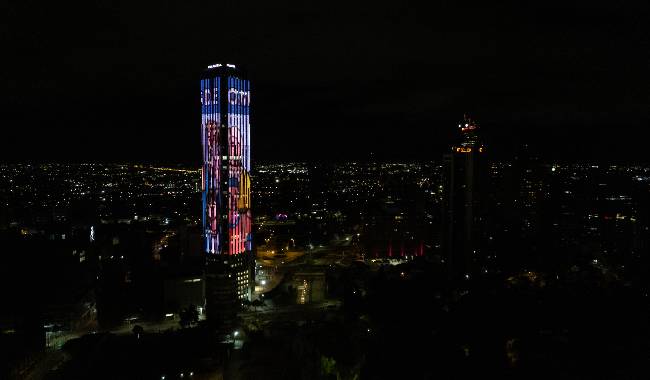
[441,115,487,281]
[201,63,253,326]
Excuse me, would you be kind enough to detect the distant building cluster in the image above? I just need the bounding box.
[0,163,200,230]
[3,111,650,378]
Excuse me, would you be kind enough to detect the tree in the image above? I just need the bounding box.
[179,305,199,328]
[242,299,252,310]
[132,325,143,339]
[251,298,265,311]
[321,355,340,379]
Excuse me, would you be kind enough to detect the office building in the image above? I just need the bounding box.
[441,115,488,281]
[201,63,254,325]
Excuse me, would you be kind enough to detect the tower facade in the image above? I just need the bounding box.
[201,63,253,325]
[441,115,487,281]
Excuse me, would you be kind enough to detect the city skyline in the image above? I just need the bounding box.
[3,156,650,377]
[3,2,650,378]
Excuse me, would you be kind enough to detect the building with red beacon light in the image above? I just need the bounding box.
[201,63,254,327]
[442,115,488,281]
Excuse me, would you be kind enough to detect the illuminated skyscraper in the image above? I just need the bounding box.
[441,115,488,281]
[201,63,253,324]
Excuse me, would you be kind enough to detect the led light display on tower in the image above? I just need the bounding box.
[201,66,252,256]
[226,76,252,256]
[201,76,221,254]
[202,64,254,323]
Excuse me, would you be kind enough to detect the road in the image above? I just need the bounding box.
[239,300,341,325]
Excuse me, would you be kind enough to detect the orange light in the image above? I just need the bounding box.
[454,147,472,153]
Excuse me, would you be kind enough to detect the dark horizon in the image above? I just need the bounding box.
[2,2,649,164]
[0,131,647,167]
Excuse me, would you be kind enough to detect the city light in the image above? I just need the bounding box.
[3,3,645,379]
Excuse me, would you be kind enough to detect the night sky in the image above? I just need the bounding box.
[2,1,649,164]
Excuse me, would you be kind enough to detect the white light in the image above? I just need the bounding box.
[207,63,222,69]
[226,63,236,68]
[234,331,239,337]
[261,280,266,285]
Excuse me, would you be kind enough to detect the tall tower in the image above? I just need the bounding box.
[201,63,253,327]
[441,115,487,281]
